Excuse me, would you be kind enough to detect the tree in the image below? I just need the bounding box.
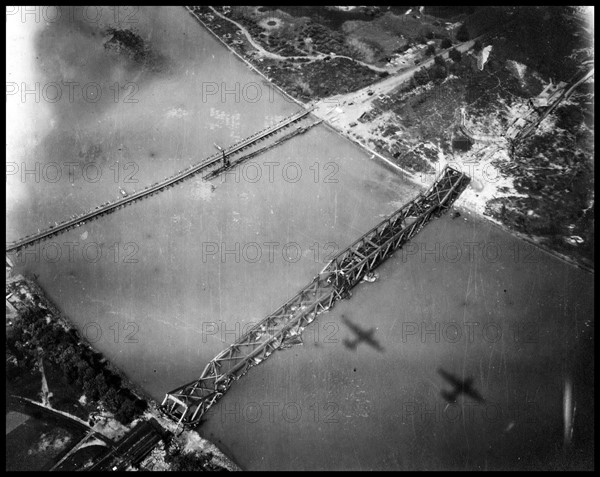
[556,105,584,130]
[6,326,24,352]
[38,324,62,349]
[83,366,96,381]
[84,379,100,401]
[103,388,124,412]
[441,38,452,49]
[61,356,80,384]
[7,359,20,381]
[434,55,446,67]
[433,65,447,80]
[76,361,92,381]
[94,374,109,397]
[166,449,218,472]
[426,44,436,56]
[115,398,137,424]
[456,24,469,42]
[473,40,483,52]
[448,61,462,76]
[414,68,430,85]
[135,398,149,414]
[449,49,462,63]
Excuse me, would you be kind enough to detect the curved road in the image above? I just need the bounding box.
[205,6,390,73]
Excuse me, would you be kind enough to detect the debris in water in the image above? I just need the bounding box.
[362,272,379,283]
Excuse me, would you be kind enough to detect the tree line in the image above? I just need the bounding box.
[6,306,147,425]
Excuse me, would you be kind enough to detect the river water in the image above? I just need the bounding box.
[7,6,593,470]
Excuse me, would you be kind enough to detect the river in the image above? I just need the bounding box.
[6,6,593,470]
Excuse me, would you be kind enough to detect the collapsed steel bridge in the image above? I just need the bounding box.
[161,165,470,427]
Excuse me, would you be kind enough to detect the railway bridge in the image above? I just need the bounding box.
[161,165,471,428]
[6,108,312,254]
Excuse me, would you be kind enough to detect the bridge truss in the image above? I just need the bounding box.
[161,165,470,427]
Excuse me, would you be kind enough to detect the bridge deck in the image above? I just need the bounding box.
[6,108,311,254]
[161,165,471,427]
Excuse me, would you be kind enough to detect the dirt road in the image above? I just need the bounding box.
[208,6,389,73]
[312,39,476,129]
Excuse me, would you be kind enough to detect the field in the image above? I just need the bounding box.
[190,5,477,102]
[232,6,457,66]
[5,398,86,471]
[264,57,381,102]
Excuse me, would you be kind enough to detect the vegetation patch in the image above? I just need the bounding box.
[6,305,148,426]
[104,27,168,72]
[265,57,380,101]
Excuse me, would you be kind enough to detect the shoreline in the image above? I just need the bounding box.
[8,7,592,472]
[6,272,242,471]
[187,6,593,275]
[184,6,308,112]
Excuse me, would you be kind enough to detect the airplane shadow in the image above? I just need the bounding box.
[340,314,385,353]
[438,367,485,404]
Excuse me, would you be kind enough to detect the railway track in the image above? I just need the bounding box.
[7,108,311,254]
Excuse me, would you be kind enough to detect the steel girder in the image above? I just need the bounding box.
[161,165,470,427]
[323,166,470,288]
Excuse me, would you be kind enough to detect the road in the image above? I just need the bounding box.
[312,39,477,129]
[206,6,389,73]
[517,67,595,141]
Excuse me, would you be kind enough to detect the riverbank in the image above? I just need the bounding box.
[5,272,241,471]
[185,6,308,111]
[188,5,593,273]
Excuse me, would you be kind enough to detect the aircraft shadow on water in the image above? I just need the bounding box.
[341,314,384,352]
[438,368,485,404]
